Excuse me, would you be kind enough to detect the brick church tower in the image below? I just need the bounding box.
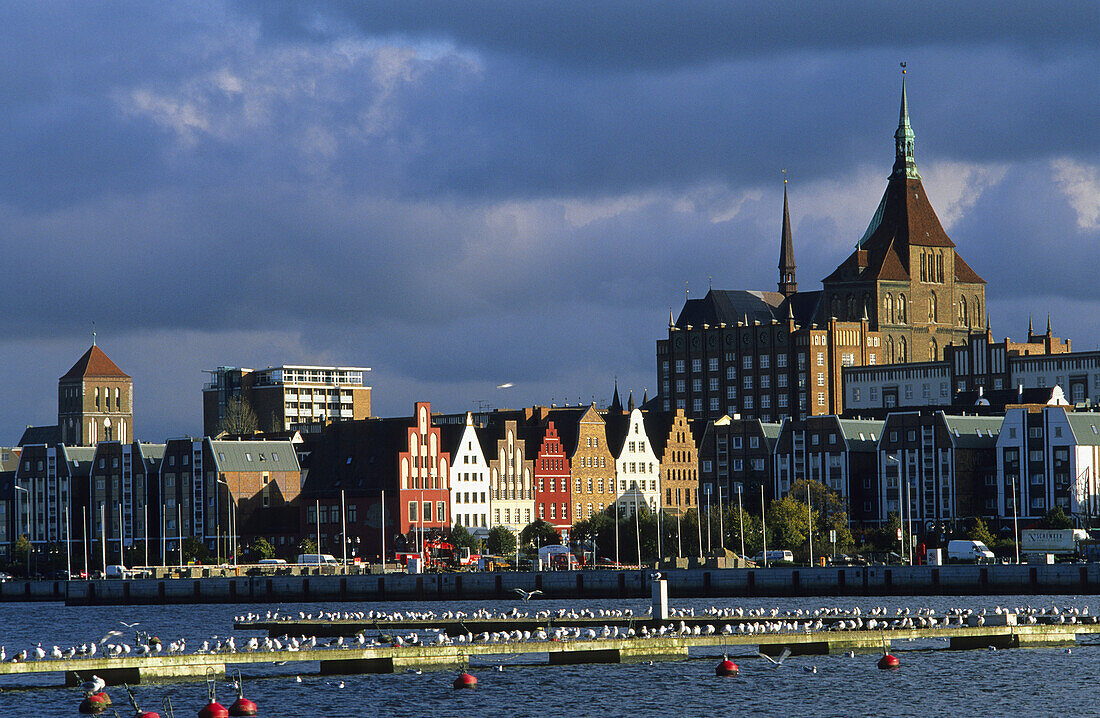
[58,342,133,445]
[820,71,987,363]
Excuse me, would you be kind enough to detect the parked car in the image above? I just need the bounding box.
[0,571,12,582]
[752,550,795,564]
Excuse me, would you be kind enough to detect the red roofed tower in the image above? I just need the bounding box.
[58,342,133,445]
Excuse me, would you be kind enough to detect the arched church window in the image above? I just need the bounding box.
[959,296,968,327]
[929,292,938,322]
[884,294,894,324]
[929,338,938,361]
[846,294,855,320]
[897,294,907,324]
[898,337,907,362]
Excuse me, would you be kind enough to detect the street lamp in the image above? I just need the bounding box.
[14,484,29,577]
[216,477,237,569]
[886,454,903,562]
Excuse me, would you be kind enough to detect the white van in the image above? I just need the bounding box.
[257,558,287,565]
[947,540,995,563]
[296,553,339,566]
[753,550,795,564]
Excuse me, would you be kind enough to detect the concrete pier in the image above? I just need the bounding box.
[49,563,1100,606]
[2,624,1096,687]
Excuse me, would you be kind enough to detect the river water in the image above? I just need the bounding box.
[1,595,1098,717]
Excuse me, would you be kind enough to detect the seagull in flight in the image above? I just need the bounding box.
[513,588,542,603]
[758,647,792,668]
[99,630,123,645]
[496,382,514,389]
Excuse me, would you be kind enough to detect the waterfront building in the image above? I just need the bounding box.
[88,441,164,567]
[644,408,699,516]
[843,325,1074,415]
[697,415,781,513]
[526,417,573,539]
[0,471,11,558]
[483,418,534,536]
[997,407,1100,525]
[59,343,133,445]
[605,398,661,516]
[558,405,617,522]
[773,416,884,522]
[160,437,300,559]
[203,364,371,436]
[12,443,94,560]
[441,413,491,539]
[875,412,1000,530]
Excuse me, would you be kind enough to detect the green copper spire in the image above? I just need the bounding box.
[892,64,920,180]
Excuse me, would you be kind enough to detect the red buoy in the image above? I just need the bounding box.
[198,702,229,718]
[877,653,900,669]
[228,697,257,717]
[135,712,161,718]
[715,658,739,676]
[78,693,110,715]
[453,672,478,689]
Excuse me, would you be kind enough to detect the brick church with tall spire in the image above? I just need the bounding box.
[656,73,996,422]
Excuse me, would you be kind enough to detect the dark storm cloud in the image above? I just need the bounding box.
[243,1,1097,69]
[0,1,1096,439]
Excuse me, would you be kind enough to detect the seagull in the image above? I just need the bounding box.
[758,648,791,668]
[513,588,543,603]
[99,631,123,645]
[496,383,514,389]
[120,621,140,630]
[649,572,662,581]
[80,675,106,696]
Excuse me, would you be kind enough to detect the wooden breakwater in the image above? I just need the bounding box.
[2,564,1099,605]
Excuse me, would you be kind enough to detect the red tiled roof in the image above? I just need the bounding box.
[60,345,130,380]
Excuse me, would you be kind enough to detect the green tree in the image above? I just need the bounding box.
[767,493,814,561]
[448,524,480,552]
[12,534,30,575]
[298,537,317,555]
[249,537,276,561]
[1040,507,1074,530]
[183,537,211,564]
[520,520,561,549]
[723,505,764,558]
[486,526,517,556]
[968,517,996,546]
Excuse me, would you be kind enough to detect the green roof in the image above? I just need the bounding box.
[942,415,1002,448]
[837,419,885,451]
[1067,414,1100,446]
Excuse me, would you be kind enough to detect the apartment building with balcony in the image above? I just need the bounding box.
[203,364,371,436]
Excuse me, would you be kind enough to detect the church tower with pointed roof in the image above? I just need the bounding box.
[778,179,797,298]
[820,70,986,363]
[58,343,134,445]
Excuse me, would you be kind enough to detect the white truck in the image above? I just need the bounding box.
[946,540,995,563]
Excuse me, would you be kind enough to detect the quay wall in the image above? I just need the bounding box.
[0,563,1082,605]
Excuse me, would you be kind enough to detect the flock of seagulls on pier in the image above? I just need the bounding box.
[0,603,1095,676]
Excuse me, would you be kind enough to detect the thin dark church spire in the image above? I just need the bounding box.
[777,172,797,298]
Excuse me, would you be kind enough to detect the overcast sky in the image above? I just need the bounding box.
[1,2,1097,443]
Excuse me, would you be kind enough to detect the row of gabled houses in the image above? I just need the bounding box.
[4,392,1100,569]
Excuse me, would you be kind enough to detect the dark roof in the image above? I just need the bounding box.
[530,407,587,456]
[18,425,60,447]
[641,411,676,459]
[438,421,469,456]
[601,410,632,457]
[676,289,786,327]
[301,418,410,497]
[824,176,984,286]
[60,345,130,380]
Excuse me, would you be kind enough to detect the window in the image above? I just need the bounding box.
[743,376,753,390]
[692,359,702,372]
[710,398,720,411]
[408,501,418,522]
[759,356,770,369]
[675,360,685,374]
[726,386,736,399]
[676,380,685,393]
[853,387,861,402]
[726,366,736,380]
[777,374,787,388]
[749,436,759,449]
[708,358,719,371]
[816,353,824,366]
[743,356,753,369]
[693,399,703,412]
[816,374,825,387]
[777,355,787,368]
[760,375,770,389]
[709,378,719,391]
[732,436,743,449]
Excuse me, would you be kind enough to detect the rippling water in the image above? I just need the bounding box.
[2,595,1098,717]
